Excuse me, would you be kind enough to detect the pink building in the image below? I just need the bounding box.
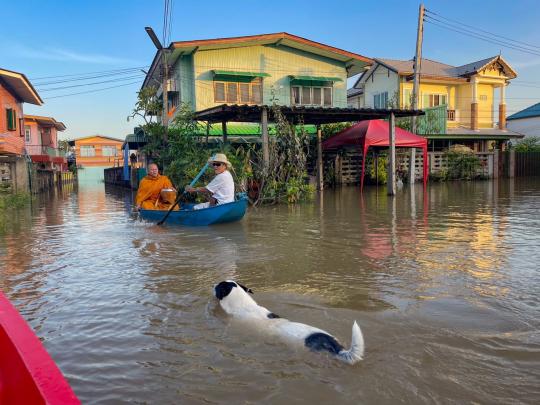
[24,115,67,171]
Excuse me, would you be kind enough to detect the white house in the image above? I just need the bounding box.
[507,103,540,138]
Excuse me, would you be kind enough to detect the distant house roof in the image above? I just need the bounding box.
[355,55,517,88]
[24,115,66,131]
[0,68,43,105]
[507,103,540,121]
[67,135,123,146]
[143,32,373,89]
[347,88,364,98]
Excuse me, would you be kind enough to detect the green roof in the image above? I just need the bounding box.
[212,70,270,80]
[196,123,318,136]
[507,103,540,121]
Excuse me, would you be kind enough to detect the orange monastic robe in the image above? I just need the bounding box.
[135,174,178,210]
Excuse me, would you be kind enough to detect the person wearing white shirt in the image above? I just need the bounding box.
[185,153,235,210]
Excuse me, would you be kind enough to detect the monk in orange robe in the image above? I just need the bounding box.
[135,163,178,210]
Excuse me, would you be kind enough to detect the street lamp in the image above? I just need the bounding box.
[145,27,169,136]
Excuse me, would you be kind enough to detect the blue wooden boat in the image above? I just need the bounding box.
[139,195,248,226]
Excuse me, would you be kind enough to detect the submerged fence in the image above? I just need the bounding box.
[502,151,540,177]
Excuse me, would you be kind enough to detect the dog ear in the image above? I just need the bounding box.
[215,281,236,300]
[237,283,253,294]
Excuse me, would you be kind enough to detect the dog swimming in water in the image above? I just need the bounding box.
[214,280,364,365]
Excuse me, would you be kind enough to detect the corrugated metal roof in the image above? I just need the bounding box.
[507,103,540,121]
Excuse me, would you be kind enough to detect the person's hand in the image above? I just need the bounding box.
[135,204,141,211]
[185,186,195,193]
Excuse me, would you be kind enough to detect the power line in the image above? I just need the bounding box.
[35,69,147,86]
[31,66,149,81]
[43,80,141,100]
[38,74,145,92]
[425,9,540,51]
[424,16,540,57]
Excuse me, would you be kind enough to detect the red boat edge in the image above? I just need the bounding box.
[0,291,80,404]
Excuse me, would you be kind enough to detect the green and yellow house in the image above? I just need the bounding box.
[349,55,523,151]
[142,32,372,130]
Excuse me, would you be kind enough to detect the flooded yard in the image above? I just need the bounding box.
[1,178,539,404]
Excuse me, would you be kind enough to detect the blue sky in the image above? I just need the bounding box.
[1,0,539,140]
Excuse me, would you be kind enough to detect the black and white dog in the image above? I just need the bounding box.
[214,280,364,365]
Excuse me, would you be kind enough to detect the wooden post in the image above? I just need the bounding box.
[409,148,416,184]
[162,50,169,143]
[509,149,515,178]
[205,122,210,144]
[493,149,499,179]
[222,121,227,144]
[317,125,324,191]
[261,107,269,168]
[387,112,396,196]
[411,3,425,134]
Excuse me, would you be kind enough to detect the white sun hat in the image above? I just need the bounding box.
[208,153,232,169]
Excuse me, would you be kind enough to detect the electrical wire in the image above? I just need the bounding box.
[43,80,141,100]
[425,9,540,51]
[38,74,145,92]
[31,66,149,82]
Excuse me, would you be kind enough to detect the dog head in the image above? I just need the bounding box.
[214,280,259,315]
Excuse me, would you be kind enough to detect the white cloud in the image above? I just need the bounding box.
[10,43,141,65]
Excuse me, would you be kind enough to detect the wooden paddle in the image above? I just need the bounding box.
[157,159,212,226]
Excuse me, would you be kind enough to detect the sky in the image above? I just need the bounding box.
[1,0,539,141]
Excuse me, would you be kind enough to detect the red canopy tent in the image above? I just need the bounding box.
[322,120,428,190]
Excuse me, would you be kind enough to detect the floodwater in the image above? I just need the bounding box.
[1,178,539,404]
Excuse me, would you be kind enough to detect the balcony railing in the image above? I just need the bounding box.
[25,145,67,158]
[447,109,456,121]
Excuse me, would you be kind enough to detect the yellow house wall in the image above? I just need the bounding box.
[191,45,347,111]
[477,83,495,128]
[74,136,123,168]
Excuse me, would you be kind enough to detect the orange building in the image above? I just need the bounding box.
[70,135,124,168]
[24,115,67,171]
[0,68,43,155]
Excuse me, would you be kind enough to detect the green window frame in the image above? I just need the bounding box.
[6,108,17,131]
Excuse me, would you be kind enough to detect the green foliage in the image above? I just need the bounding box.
[365,154,388,185]
[514,136,540,152]
[251,105,314,205]
[321,122,353,140]
[445,151,481,180]
[0,191,32,210]
[128,86,162,125]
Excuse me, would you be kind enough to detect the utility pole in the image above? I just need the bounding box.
[411,3,425,133]
[145,27,168,143]
[410,3,425,185]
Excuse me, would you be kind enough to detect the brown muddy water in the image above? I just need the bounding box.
[1,178,539,404]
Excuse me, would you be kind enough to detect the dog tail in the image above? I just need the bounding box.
[337,321,364,365]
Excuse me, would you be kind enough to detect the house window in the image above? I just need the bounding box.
[374,92,388,109]
[213,78,262,104]
[80,145,95,157]
[102,146,117,157]
[6,108,17,131]
[24,126,31,142]
[168,92,179,112]
[422,93,448,108]
[291,86,332,106]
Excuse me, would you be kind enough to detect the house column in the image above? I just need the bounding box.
[261,107,269,169]
[387,112,396,196]
[316,125,324,191]
[471,78,479,130]
[499,83,507,130]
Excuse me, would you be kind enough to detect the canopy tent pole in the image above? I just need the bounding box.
[423,145,428,189]
[360,140,367,192]
[409,148,416,184]
[387,112,396,196]
[316,125,324,191]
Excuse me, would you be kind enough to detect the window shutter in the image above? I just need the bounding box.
[239,83,250,103]
[301,87,311,105]
[313,88,322,105]
[291,87,300,105]
[226,83,238,103]
[214,82,225,102]
[251,83,262,104]
[323,88,332,106]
